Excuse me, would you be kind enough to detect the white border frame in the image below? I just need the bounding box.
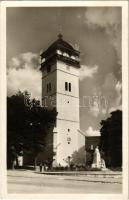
[0,1,128,199]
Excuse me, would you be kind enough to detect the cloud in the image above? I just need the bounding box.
[85,126,100,137]
[85,8,121,28]
[102,73,122,113]
[109,105,122,113]
[101,108,107,115]
[85,7,121,64]
[7,52,41,100]
[115,81,122,105]
[102,73,117,90]
[108,81,122,112]
[9,57,21,68]
[79,65,98,80]
[115,81,122,93]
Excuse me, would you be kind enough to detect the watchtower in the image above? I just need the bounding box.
[40,34,80,166]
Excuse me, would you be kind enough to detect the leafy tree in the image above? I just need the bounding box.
[7,91,27,168]
[100,110,122,168]
[71,146,86,167]
[7,91,57,169]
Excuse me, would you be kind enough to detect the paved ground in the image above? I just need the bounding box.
[7,170,122,194]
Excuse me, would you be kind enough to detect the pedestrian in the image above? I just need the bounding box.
[39,162,43,172]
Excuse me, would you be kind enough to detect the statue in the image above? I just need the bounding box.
[91,146,101,169]
[91,146,107,170]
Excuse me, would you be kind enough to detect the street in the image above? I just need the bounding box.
[7,170,122,194]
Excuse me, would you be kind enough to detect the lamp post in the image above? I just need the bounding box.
[67,156,71,169]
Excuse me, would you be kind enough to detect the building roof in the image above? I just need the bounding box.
[40,34,80,58]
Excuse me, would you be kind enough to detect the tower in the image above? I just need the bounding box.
[40,34,80,166]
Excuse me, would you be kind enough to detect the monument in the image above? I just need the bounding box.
[91,146,106,170]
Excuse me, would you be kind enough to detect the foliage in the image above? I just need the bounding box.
[7,90,57,169]
[71,146,86,167]
[100,110,122,167]
[85,151,93,167]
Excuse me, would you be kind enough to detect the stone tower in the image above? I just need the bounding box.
[40,34,80,166]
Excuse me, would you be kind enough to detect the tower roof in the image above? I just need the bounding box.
[40,35,80,70]
[40,34,80,58]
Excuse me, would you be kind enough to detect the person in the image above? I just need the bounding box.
[39,162,43,172]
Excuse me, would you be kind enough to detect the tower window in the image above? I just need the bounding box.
[47,84,49,93]
[65,82,68,91]
[47,65,51,73]
[47,82,52,93]
[49,83,51,91]
[69,83,71,92]
[68,129,70,132]
[54,120,57,127]
[65,82,71,92]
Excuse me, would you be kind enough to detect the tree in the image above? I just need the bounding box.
[100,110,122,168]
[29,105,57,169]
[7,91,57,169]
[71,146,86,167]
[7,91,27,168]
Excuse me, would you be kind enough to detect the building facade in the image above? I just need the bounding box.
[40,34,80,166]
[85,136,100,152]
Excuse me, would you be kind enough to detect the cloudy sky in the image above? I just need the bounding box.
[7,7,122,138]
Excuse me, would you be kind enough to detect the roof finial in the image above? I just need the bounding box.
[58,24,63,40]
[58,33,63,40]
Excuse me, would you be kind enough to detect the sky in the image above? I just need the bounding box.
[7,7,122,138]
